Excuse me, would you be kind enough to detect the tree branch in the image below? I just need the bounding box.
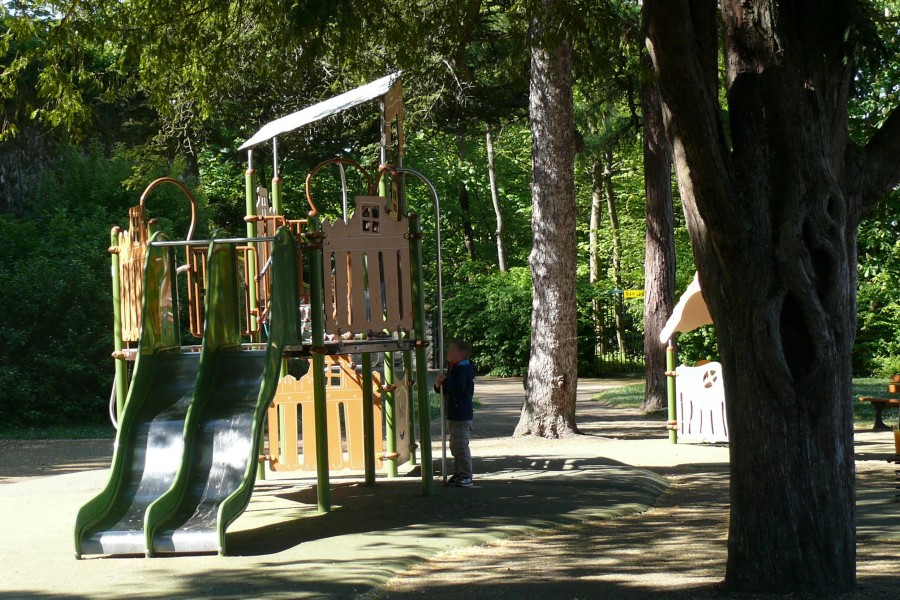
[860,104,900,208]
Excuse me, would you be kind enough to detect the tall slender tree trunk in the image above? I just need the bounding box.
[589,154,607,358]
[486,129,508,271]
[603,146,626,356]
[457,134,477,261]
[642,0,900,591]
[514,0,577,438]
[640,53,675,413]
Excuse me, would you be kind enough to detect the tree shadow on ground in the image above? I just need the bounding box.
[228,455,667,556]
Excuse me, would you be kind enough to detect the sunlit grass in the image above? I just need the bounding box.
[0,423,115,440]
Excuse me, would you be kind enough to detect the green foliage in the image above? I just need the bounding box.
[0,423,115,440]
[442,266,532,376]
[0,142,198,427]
[677,325,720,366]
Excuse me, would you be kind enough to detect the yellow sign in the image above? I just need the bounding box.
[624,289,645,300]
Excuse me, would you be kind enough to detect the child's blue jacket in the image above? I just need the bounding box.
[436,359,475,421]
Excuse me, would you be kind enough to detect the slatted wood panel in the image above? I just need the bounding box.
[321,196,413,335]
[267,355,383,472]
[118,206,149,342]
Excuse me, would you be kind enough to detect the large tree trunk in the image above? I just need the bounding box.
[643,0,900,591]
[514,0,577,438]
[602,146,626,356]
[640,53,675,413]
[457,134,477,261]
[486,129,508,271]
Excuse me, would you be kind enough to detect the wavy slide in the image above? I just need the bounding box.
[75,228,298,557]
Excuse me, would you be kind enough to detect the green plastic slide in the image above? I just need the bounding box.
[74,233,197,557]
[74,228,299,558]
[145,227,299,556]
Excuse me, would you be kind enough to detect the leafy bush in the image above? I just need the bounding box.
[442,266,532,376]
[0,143,196,427]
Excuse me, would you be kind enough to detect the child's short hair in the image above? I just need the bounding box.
[448,339,471,358]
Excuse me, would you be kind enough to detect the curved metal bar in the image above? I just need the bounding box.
[393,166,444,370]
[305,157,374,218]
[140,177,198,241]
[338,162,349,223]
[394,166,445,482]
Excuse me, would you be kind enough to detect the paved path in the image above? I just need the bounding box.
[0,377,664,599]
[4,378,899,599]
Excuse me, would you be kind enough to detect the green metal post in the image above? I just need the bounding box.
[384,351,398,478]
[245,159,259,336]
[109,228,128,419]
[409,214,434,496]
[667,340,678,444]
[307,216,331,511]
[362,343,376,486]
[403,345,417,466]
[272,177,283,215]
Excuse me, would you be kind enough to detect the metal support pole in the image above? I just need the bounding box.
[667,339,678,444]
[384,350,397,478]
[245,151,259,337]
[272,138,283,215]
[110,228,128,419]
[362,342,376,486]
[409,214,434,496]
[308,216,331,511]
[403,344,417,466]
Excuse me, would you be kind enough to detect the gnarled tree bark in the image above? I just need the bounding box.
[645,0,900,592]
[514,0,577,438]
[640,51,675,413]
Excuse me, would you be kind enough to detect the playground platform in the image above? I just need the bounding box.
[2,379,900,599]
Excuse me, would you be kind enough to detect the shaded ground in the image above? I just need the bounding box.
[377,381,900,600]
[0,377,666,599]
[0,439,113,484]
[3,378,899,599]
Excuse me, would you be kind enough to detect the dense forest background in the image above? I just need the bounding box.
[1,0,899,427]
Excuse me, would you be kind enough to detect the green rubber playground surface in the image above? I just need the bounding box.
[0,378,667,600]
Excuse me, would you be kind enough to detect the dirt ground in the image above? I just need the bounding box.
[3,378,900,599]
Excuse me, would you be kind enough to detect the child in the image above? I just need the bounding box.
[434,339,476,487]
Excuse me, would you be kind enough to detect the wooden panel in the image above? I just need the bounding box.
[394,376,410,467]
[348,251,368,332]
[266,356,384,472]
[382,251,400,325]
[321,196,414,335]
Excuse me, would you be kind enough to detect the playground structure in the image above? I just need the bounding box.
[659,273,729,444]
[75,73,444,558]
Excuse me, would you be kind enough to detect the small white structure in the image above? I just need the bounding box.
[660,272,729,443]
[675,362,729,443]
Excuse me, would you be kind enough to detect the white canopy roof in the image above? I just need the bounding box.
[238,72,401,150]
[659,272,713,343]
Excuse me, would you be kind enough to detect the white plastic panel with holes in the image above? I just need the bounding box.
[321,196,413,335]
[675,362,729,443]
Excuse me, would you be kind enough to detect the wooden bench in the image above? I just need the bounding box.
[859,397,900,431]
[859,375,900,431]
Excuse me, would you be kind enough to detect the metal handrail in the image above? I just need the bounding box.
[149,236,276,247]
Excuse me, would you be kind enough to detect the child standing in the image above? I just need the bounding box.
[434,340,476,487]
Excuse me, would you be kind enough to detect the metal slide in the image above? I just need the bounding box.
[74,235,195,557]
[145,228,299,555]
